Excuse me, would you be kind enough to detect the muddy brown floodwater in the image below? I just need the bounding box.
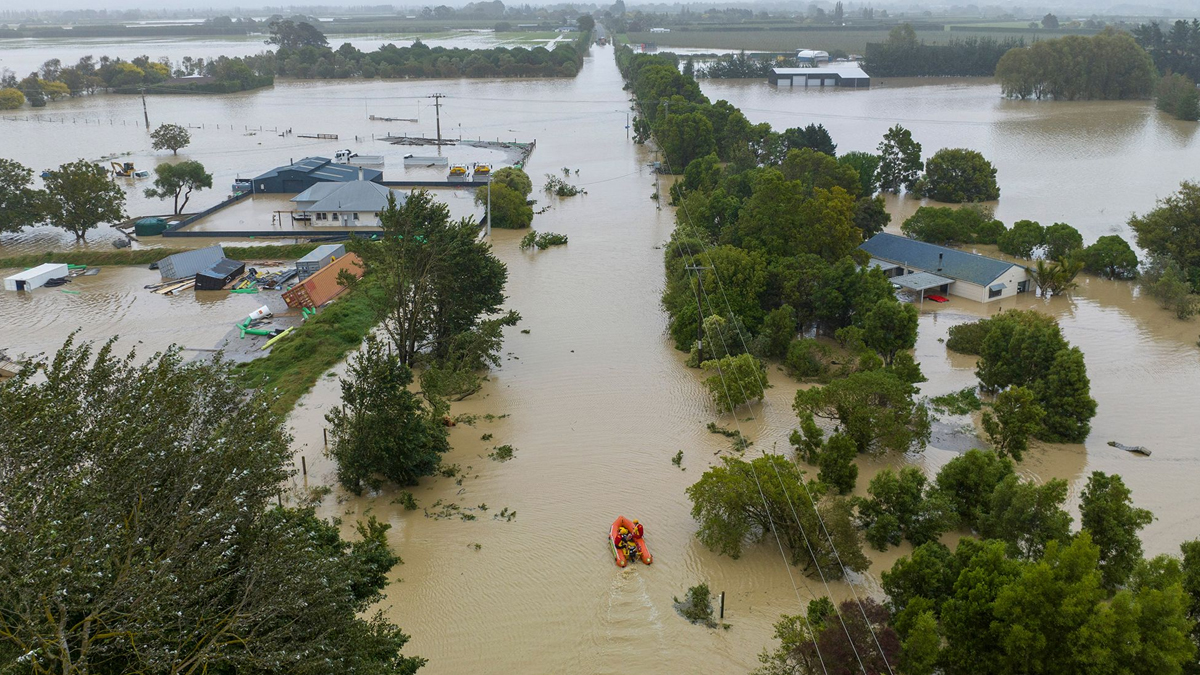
[4,48,1200,674]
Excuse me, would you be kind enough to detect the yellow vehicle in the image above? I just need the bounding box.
[449,164,468,176]
[474,163,491,175]
[110,161,136,177]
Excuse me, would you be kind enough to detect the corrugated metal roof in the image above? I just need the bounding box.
[894,271,954,291]
[860,233,1019,287]
[305,181,395,212]
[297,244,346,264]
[772,66,869,79]
[157,244,225,280]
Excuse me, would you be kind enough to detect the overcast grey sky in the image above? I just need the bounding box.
[3,0,1199,15]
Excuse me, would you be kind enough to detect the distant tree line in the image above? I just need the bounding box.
[864,24,1023,77]
[274,38,587,79]
[0,52,274,108]
[1133,19,1200,81]
[995,28,1156,100]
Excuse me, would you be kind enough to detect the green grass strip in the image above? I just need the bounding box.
[237,283,380,415]
[0,243,322,270]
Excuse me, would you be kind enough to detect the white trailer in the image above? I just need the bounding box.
[4,263,69,291]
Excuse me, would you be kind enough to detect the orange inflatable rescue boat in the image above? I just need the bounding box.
[610,515,652,567]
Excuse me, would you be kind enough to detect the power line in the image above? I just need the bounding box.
[657,124,893,675]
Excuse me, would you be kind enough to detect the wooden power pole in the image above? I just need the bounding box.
[429,93,445,145]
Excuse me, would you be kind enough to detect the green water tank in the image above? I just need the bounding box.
[134,217,168,236]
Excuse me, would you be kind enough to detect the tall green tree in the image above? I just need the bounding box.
[877,124,923,193]
[1035,346,1097,443]
[326,335,450,493]
[1081,471,1155,589]
[658,111,716,171]
[932,448,1015,530]
[794,369,932,455]
[0,158,44,233]
[1130,181,1200,291]
[0,338,423,675]
[345,190,509,366]
[916,148,1000,203]
[701,352,769,412]
[687,455,868,577]
[838,150,881,196]
[149,122,191,154]
[900,611,941,675]
[477,180,532,228]
[1043,222,1084,260]
[979,475,1072,560]
[817,432,858,495]
[1082,234,1139,279]
[40,158,127,241]
[981,385,1044,462]
[862,298,918,365]
[998,219,1045,258]
[855,466,954,551]
[143,160,212,214]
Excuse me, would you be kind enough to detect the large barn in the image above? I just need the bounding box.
[250,157,383,194]
[768,66,871,88]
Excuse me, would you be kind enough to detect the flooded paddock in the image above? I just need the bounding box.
[4,46,1200,674]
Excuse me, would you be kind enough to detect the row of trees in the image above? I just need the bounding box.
[995,28,1157,100]
[273,33,589,80]
[1133,18,1200,82]
[1156,72,1200,121]
[0,142,213,240]
[0,52,274,107]
[327,191,518,492]
[864,24,1024,77]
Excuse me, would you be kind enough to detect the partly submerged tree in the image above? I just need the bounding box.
[981,385,1045,462]
[143,159,213,214]
[40,158,127,241]
[754,598,900,675]
[701,352,770,412]
[793,369,932,455]
[0,157,44,233]
[1082,234,1139,279]
[345,190,510,367]
[687,454,868,577]
[326,334,450,493]
[0,337,424,674]
[877,124,923,193]
[855,466,955,551]
[149,122,192,155]
[916,147,1000,203]
[1080,471,1154,590]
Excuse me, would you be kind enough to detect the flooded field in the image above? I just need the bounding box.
[4,45,1200,673]
[700,77,1200,244]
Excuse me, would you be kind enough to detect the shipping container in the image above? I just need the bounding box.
[295,243,346,280]
[4,263,69,291]
[157,245,225,280]
[283,253,363,309]
[194,259,246,291]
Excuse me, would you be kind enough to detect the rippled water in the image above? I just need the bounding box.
[4,48,1200,674]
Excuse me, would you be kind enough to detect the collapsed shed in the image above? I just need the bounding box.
[194,258,247,291]
[282,253,363,309]
[157,245,225,281]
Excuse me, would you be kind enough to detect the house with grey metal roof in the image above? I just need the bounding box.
[250,157,382,194]
[290,180,400,227]
[860,233,1029,303]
